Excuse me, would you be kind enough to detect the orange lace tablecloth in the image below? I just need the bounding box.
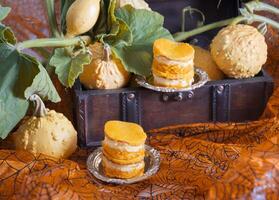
[0,1,279,199]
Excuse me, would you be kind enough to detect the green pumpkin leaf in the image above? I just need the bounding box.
[49,48,92,88]
[0,43,60,139]
[99,18,132,47]
[0,24,16,44]
[22,54,61,103]
[0,8,15,44]
[0,6,11,21]
[0,43,29,139]
[15,52,60,103]
[97,0,133,46]
[102,5,173,76]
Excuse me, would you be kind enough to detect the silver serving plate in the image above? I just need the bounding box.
[136,68,209,93]
[87,145,160,185]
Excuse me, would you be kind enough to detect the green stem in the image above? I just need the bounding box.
[173,16,245,41]
[17,36,91,50]
[251,14,279,30]
[29,94,47,117]
[45,0,60,38]
[230,16,246,25]
[174,9,279,42]
[245,1,279,15]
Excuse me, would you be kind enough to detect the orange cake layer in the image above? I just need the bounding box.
[102,155,144,179]
[103,163,144,179]
[103,143,145,160]
[103,148,144,165]
[152,64,194,80]
[153,38,195,61]
[102,136,145,153]
[153,68,194,83]
[152,59,193,78]
[153,78,193,88]
[104,121,147,146]
[153,71,194,88]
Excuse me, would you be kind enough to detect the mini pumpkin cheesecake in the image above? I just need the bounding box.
[152,38,195,88]
[102,120,147,179]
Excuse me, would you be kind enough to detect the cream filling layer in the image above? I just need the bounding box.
[103,137,145,152]
[154,74,194,87]
[155,56,194,68]
[102,155,144,172]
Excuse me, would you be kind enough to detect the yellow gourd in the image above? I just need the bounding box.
[80,44,130,89]
[88,42,104,60]
[211,25,267,79]
[13,94,77,159]
[66,0,101,38]
[193,45,224,80]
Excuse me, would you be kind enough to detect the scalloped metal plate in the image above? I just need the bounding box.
[136,68,209,93]
[87,145,160,185]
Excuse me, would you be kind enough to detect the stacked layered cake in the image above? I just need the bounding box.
[152,38,195,88]
[102,121,147,179]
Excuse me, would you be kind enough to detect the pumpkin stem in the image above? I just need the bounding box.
[44,0,61,38]
[29,94,47,117]
[103,44,111,62]
[17,36,91,50]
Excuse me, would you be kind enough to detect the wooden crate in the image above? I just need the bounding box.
[73,71,273,147]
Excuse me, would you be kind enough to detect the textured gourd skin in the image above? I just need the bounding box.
[80,44,130,89]
[211,25,267,79]
[116,0,151,10]
[88,42,104,60]
[13,110,77,159]
[66,0,100,37]
[193,46,224,81]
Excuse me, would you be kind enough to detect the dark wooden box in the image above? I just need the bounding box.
[74,71,273,147]
[73,0,274,147]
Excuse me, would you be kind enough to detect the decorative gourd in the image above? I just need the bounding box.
[65,0,101,38]
[13,94,77,159]
[193,45,224,81]
[88,42,104,60]
[116,0,151,10]
[80,44,130,89]
[210,24,267,79]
